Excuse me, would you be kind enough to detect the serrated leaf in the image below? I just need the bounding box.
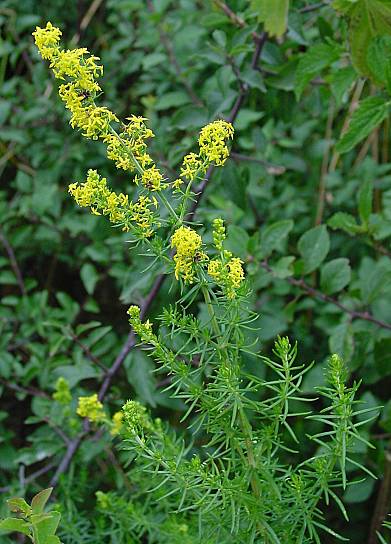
[251,0,289,37]
[328,212,364,234]
[367,35,391,90]
[31,488,53,514]
[358,178,373,225]
[343,0,391,77]
[260,220,293,258]
[298,225,330,274]
[0,518,31,536]
[336,96,389,154]
[295,43,340,99]
[320,258,351,294]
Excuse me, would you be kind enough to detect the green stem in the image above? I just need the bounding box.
[201,285,262,501]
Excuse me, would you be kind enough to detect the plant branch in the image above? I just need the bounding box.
[261,261,391,331]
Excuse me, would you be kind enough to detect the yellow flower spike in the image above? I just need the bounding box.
[171,226,206,284]
[77,394,105,422]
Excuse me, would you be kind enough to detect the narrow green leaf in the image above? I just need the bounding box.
[358,178,373,225]
[337,97,389,154]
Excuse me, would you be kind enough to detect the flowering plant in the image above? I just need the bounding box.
[0,21,377,544]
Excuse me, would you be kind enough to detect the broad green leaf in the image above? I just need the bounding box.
[343,0,391,77]
[320,258,351,294]
[6,498,31,516]
[125,351,157,407]
[375,338,391,375]
[0,518,30,536]
[298,225,330,274]
[328,211,364,234]
[366,35,391,90]
[80,263,99,295]
[358,178,373,225]
[260,220,293,258]
[329,66,357,104]
[225,225,250,259]
[295,43,340,99]
[251,0,289,37]
[329,322,354,362]
[336,96,389,154]
[33,512,61,543]
[31,488,53,515]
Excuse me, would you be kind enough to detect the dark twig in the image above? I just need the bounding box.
[299,2,329,13]
[0,229,26,296]
[231,152,286,175]
[261,261,391,331]
[0,377,50,399]
[0,462,56,494]
[68,329,108,372]
[49,28,268,488]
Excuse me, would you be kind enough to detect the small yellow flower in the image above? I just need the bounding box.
[32,22,62,60]
[208,254,244,299]
[171,226,206,284]
[76,394,105,422]
[110,411,124,436]
[198,120,234,166]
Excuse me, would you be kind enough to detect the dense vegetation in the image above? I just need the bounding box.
[0,1,390,542]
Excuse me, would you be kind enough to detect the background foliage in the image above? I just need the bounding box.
[0,0,390,542]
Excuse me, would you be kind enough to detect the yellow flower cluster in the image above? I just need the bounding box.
[32,21,62,60]
[173,120,234,189]
[33,23,164,189]
[198,120,234,166]
[76,393,105,422]
[68,169,157,237]
[170,226,206,283]
[110,411,124,436]
[208,253,244,299]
